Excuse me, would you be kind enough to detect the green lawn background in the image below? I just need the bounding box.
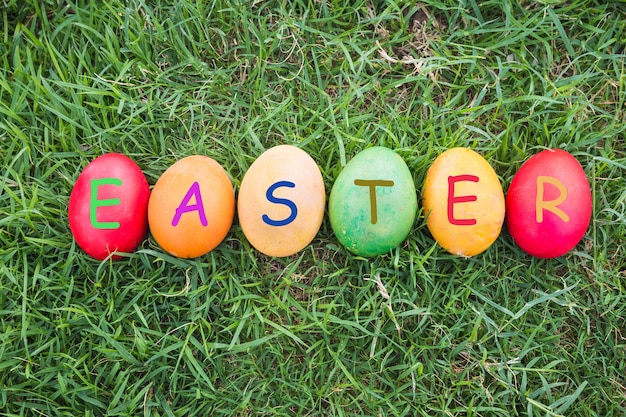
[1,0,625,416]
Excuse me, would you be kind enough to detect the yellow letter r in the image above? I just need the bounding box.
[536,176,569,223]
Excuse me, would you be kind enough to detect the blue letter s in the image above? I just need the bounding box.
[262,181,298,226]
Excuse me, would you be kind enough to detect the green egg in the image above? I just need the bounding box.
[329,147,418,256]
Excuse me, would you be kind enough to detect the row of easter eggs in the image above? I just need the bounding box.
[68,145,592,261]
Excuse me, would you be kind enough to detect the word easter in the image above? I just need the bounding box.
[68,146,592,261]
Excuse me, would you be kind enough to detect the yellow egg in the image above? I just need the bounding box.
[237,145,325,257]
[422,147,505,256]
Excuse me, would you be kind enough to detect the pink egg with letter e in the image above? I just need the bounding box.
[68,153,150,260]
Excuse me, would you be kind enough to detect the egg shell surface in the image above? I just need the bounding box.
[237,145,326,257]
[505,149,591,258]
[422,147,505,257]
[148,155,235,258]
[329,147,417,257]
[68,153,150,260]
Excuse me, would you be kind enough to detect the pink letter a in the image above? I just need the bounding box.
[172,182,208,227]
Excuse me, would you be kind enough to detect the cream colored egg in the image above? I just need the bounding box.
[237,145,325,257]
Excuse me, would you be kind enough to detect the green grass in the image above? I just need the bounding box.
[1,0,625,415]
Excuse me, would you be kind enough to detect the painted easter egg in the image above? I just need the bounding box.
[68,153,150,260]
[237,145,326,257]
[422,147,505,257]
[148,155,235,258]
[505,149,591,258]
[329,147,417,257]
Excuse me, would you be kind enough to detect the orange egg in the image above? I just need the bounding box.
[237,145,325,257]
[148,155,235,258]
[422,147,505,256]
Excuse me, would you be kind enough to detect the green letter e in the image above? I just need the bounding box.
[90,178,122,229]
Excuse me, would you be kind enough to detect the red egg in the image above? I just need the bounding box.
[505,149,592,258]
[68,153,150,260]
